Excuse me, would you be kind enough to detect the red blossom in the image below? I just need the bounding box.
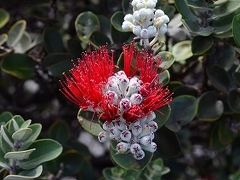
[60,43,172,123]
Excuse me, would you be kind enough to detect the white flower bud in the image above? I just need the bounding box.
[114,120,127,130]
[118,76,129,94]
[122,21,134,31]
[148,121,158,132]
[150,132,155,140]
[116,142,130,153]
[104,91,118,105]
[155,9,164,18]
[130,143,142,154]
[140,135,152,146]
[147,26,157,38]
[131,124,143,136]
[109,127,121,139]
[146,0,156,9]
[139,125,151,137]
[162,15,170,23]
[140,29,149,39]
[126,77,141,96]
[133,26,142,36]
[136,2,145,10]
[102,121,113,130]
[142,142,157,153]
[146,112,156,122]
[124,14,134,22]
[120,130,132,142]
[119,98,132,112]
[130,93,143,105]
[159,24,168,34]
[98,131,108,143]
[106,76,121,95]
[134,150,145,160]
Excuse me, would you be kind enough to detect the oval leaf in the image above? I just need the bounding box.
[4,148,36,160]
[12,128,32,142]
[197,92,224,122]
[1,54,37,79]
[172,41,193,63]
[19,139,62,170]
[7,20,26,47]
[0,9,10,28]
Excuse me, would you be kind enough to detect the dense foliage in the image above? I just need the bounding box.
[0,0,240,179]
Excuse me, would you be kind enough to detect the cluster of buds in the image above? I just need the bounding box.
[122,0,169,47]
[98,71,158,160]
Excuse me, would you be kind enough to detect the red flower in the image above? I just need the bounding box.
[60,43,172,123]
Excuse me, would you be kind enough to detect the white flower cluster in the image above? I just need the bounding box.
[98,71,159,160]
[122,0,169,42]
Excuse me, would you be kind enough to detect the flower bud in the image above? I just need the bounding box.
[131,124,143,136]
[140,135,152,146]
[119,98,132,112]
[114,120,127,130]
[120,130,132,142]
[146,112,156,122]
[143,142,157,153]
[104,91,118,105]
[102,121,113,130]
[109,127,121,139]
[140,124,151,137]
[116,142,130,153]
[106,76,121,95]
[130,93,143,105]
[155,9,164,18]
[133,26,141,36]
[140,29,149,39]
[124,14,134,22]
[122,21,134,31]
[98,131,108,143]
[148,121,158,132]
[126,77,141,96]
[147,26,157,38]
[134,150,145,160]
[118,76,129,94]
[130,143,142,154]
[159,24,168,34]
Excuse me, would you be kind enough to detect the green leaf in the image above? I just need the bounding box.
[77,109,103,136]
[192,36,214,55]
[0,112,13,125]
[233,14,240,47]
[111,11,124,32]
[49,120,70,145]
[155,105,171,129]
[90,31,111,47]
[67,38,83,59]
[20,124,42,150]
[4,165,43,180]
[1,126,13,148]
[20,120,32,129]
[1,54,37,79]
[166,95,198,132]
[197,92,224,122]
[154,127,182,158]
[4,148,36,160]
[158,51,175,70]
[207,65,231,93]
[7,20,26,47]
[14,32,32,53]
[218,120,233,145]
[233,72,240,86]
[43,53,71,77]
[228,88,240,113]
[103,167,140,180]
[0,33,8,46]
[158,70,170,86]
[0,9,10,29]
[43,27,65,53]
[12,128,32,142]
[212,0,240,20]
[172,41,193,63]
[19,139,62,170]
[75,11,100,42]
[110,141,153,170]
